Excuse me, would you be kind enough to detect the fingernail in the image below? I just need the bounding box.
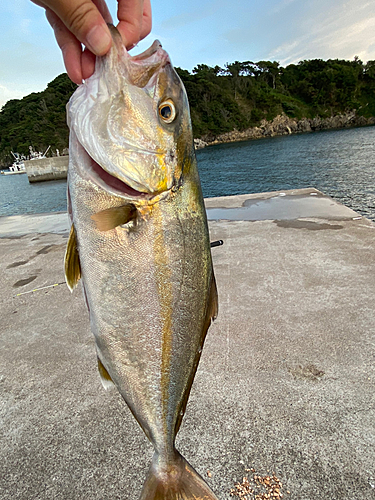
[86,24,111,55]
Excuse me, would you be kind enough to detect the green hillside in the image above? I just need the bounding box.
[1,57,375,166]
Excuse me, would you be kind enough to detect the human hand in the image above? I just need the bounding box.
[32,0,152,84]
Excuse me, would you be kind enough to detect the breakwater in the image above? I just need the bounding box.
[197,112,375,148]
[1,190,374,500]
[25,156,69,183]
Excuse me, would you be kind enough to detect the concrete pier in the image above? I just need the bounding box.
[25,156,68,183]
[1,189,374,499]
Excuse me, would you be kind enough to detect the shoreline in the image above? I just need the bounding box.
[194,111,375,149]
[1,189,372,238]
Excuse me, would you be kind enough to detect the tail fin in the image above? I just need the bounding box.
[139,451,218,500]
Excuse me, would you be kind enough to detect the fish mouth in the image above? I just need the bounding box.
[87,154,151,199]
[85,151,172,203]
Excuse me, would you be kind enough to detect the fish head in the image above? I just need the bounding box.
[68,25,193,201]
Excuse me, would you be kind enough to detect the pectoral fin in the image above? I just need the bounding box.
[64,224,81,292]
[97,357,115,391]
[91,205,136,231]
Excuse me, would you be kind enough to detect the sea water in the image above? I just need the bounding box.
[1,126,375,220]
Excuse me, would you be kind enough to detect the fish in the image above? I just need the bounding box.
[65,25,219,500]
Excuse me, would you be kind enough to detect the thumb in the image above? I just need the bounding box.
[44,0,112,55]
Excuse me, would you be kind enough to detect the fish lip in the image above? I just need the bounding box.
[130,40,163,61]
[107,25,164,63]
[116,36,171,87]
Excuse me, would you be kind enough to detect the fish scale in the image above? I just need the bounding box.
[65,25,218,500]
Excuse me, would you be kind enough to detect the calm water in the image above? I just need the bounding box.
[1,126,375,220]
[198,126,375,221]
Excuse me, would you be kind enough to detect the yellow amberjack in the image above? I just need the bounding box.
[65,26,218,500]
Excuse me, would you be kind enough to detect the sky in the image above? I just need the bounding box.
[1,0,375,108]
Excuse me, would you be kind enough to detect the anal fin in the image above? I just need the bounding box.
[208,271,218,323]
[97,357,115,391]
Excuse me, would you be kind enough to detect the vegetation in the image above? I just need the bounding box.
[1,57,375,165]
[0,74,76,166]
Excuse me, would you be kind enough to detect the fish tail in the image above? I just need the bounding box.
[139,450,218,500]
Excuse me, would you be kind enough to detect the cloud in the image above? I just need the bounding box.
[221,0,375,66]
[268,1,375,64]
[19,18,32,34]
[2,0,375,109]
[0,85,27,109]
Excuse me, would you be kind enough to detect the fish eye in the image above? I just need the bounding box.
[158,99,176,124]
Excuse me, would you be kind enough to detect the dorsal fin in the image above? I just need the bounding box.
[91,205,136,231]
[64,224,81,292]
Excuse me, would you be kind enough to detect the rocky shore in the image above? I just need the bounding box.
[194,111,375,149]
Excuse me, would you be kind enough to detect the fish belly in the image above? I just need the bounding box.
[69,163,212,456]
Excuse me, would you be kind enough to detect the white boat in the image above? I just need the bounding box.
[1,146,51,175]
[1,152,27,175]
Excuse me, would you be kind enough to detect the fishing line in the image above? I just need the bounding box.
[15,282,66,297]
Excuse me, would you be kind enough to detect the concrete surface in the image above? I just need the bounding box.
[1,188,374,499]
[0,212,69,238]
[25,156,69,183]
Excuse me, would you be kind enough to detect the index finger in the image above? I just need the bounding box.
[116,0,152,49]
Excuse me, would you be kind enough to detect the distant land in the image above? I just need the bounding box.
[1,57,375,166]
